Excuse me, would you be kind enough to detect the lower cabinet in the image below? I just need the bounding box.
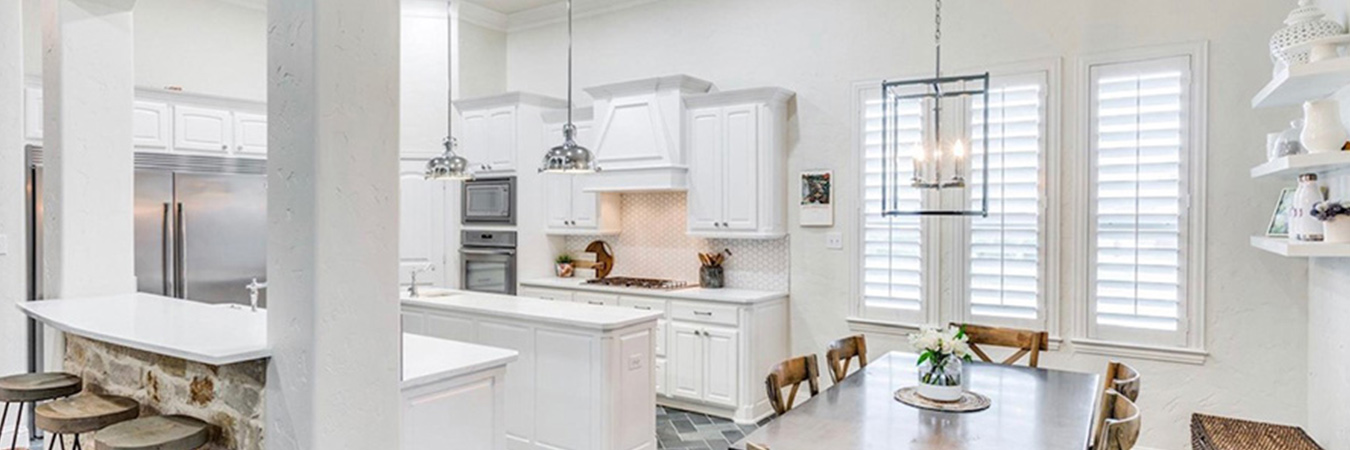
[402,364,509,450]
[517,287,575,302]
[669,323,740,408]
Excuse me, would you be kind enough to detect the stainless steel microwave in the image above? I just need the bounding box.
[462,177,516,225]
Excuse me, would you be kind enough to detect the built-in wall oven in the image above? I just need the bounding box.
[462,177,516,225]
[460,230,517,295]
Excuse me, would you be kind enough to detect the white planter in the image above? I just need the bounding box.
[1325,216,1350,243]
[1300,99,1347,154]
[916,382,964,402]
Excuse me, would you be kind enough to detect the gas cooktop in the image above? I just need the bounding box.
[585,277,693,290]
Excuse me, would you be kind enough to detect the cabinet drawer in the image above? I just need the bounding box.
[575,292,620,307]
[670,302,739,326]
[618,296,667,315]
[519,287,573,302]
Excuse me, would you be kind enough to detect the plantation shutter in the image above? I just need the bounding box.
[968,74,1046,323]
[860,87,926,321]
[1088,56,1191,345]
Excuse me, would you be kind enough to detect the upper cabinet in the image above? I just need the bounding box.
[541,108,621,235]
[456,92,566,176]
[233,113,269,156]
[173,105,235,154]
[132,101,172,149]
[684,88,794,239]
[583,75,715,192]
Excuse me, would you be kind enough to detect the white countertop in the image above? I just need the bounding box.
[402,291,662,331]
[402,333,517,391]
[18,293,269,366]
[520,277,789,304]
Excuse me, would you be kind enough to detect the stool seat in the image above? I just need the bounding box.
[94,415,211,450]
[35,394,140,434]
[1191,413,1323,450]
[0,373,82,402]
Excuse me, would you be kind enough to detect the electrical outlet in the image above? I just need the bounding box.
[628,354,644,371]
[825,232,844,250]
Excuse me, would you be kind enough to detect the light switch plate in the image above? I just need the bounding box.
[825,232,844,250]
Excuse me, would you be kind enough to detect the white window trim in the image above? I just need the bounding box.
[849,58,1062,342]
[1072,42,1209,360]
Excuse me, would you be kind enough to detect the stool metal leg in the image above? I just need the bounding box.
[70,435,78,450]
[9,404,21,450]
[0,402,9,450]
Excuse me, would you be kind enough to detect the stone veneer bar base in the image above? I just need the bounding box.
[63,335,265,450]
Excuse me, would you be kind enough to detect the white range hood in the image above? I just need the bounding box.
[580,74,715,192]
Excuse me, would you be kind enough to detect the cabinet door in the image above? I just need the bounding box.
[655,358,667,397]
[687,108,724,231]
[721,105,760,231]
[132,101,171,149]
[477,320,534,445]
[483,107,516,173]
[401,311,427,335]
[460,110,489,172]
[702,326,740,407]
[399,161,447,288]
[569,174,599,229]
[234,113,269,156]
[574,292,619,307]
[545,174,573,229]
[173,105,234,154]
[424,314,476,343]
[669,322,704,401]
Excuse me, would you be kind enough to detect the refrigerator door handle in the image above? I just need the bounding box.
[162,202,173,296]
[175,203,186,299]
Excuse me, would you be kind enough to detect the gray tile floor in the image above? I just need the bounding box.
[656,406,770,450]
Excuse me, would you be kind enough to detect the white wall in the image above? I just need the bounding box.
[460,19,507,99]
[505,1,1310,448]
[0,0,28,444]
[23,0,266,101]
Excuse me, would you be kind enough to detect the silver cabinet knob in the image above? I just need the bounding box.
[221,144,229,151]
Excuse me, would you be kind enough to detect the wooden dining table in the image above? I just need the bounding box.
[732,352,1102,450]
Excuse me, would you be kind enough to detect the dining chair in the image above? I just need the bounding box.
[764,354,820,416]
[746,444,770,450]
[825,334,868,384]
[1092,361,1142,450]
[1095,391,1141,450]
[949,323,1049,368]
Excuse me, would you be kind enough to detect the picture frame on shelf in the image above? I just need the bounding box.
[1267,187,1296,237]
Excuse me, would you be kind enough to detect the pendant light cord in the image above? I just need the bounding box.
[446,0,456,154]
[566,0,575,130]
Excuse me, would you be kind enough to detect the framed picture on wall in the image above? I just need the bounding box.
[1267,187,1295,237]
[800,170,833,227]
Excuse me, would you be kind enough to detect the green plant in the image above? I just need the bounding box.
[555,254,573,264]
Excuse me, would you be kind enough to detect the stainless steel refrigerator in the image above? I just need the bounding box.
[27,147,268,307]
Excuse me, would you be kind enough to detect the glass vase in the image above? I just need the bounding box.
[916,355,964,402]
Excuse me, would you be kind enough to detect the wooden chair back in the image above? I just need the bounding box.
[825,334,868,384]
[746,444,770,450]
[1095,392,1141,450]
[950,323,1049,368]
[1092,361,1143,449]
[764,354,820,416]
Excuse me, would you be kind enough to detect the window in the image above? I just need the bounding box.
[854,63,1054,332]
[1084,46,1205,349]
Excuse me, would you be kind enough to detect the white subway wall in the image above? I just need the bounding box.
[505,1,1310,448]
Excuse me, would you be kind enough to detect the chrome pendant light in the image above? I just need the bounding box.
[540,0,600,174]
[426,0,474,181]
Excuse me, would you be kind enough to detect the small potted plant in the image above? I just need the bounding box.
[908,325,972,402]
[1312,200,1350,243]
[555,255,575,278]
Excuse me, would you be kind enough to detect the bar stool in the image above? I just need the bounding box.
[94,415,212,450]
[0,373,83,450]
[35,394,139,450]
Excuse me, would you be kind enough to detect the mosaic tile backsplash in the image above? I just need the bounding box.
[564,193,789,292]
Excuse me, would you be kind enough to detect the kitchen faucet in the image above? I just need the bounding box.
[246,278,268,312]
[409,264,436,298]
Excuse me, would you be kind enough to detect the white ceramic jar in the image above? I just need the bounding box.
[1300,100,1347,154]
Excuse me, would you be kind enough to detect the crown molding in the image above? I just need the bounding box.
[506,0,661,33]
[458,0,509,31]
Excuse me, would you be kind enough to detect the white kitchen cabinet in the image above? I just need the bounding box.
[542,110,622,235]
[670,322,704,400]
[402,334,516,450]
[456,92,566,176]
[668,322,739,408]
[575,292,620,307]
[581,75,715,192]
[685,88,794,239]
[233,113,268,156]
[399,160,448,289]
[133,101,172,149]
[518,286,574,302]
[173,105,234,154]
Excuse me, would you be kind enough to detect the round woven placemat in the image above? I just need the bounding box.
[894,387,992,413]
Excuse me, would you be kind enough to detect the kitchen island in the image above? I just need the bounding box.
[402,290,663,450]
[20,293,520,450]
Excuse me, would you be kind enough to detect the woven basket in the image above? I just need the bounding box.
[1191,414,1322,450]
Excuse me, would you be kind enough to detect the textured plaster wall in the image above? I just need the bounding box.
[265,0,403,447]
[0,0,28,444]
[505,1,1311,448]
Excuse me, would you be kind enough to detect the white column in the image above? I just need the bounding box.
[0,0,29,443]
[40,0,138,300]
[265,0,402,448]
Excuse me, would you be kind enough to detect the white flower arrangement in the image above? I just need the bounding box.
[908,325,973,387]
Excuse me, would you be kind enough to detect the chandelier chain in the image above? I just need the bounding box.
[934,0,942,79]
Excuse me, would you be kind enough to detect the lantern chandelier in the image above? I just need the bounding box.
[880,0,990,217]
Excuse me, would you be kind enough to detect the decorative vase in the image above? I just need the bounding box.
[1325,216,1350,243]
[1292,173,1326,242]
[699,266,725,289]
[1300,100,1347,154]
[916,356,964,402]
[1275,120,1307,158]
[1270,0,1347,66]
[555,263,574,278]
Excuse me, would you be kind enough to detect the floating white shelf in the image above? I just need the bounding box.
[1251,236,1350,257]
[1250,152,1350,179]
[1252,57,1350,109]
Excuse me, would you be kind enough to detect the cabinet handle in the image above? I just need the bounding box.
[634,306,652,310]
[694,311,713,317]
[221,144,228,151]
[588,301,604,305]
